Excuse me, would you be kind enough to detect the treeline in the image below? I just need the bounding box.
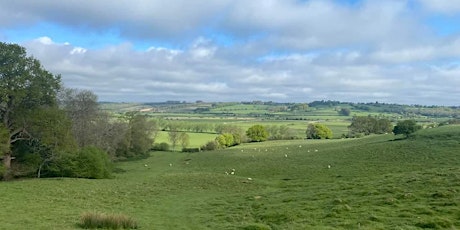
[0,43,155,180]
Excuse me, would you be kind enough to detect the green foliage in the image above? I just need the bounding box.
[115,114,154,158]
[201,140,219,151]
[79,212,138,229]
[393,120,421,138]
[179,132,190,149]
[266,125,296,140]
[0,164,5,180]
[216,133,235,148]
[127,114,154,156]
[0,42,61,179]
[246,125,269,142]
[152,142,170,151]
[182,147,200,153]
[348,116,393,136]
[306,123,333,139]
[0,124,9,156]
[338,108,351,116]
[73,147,113,179]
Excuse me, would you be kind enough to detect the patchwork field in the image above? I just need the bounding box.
[1,125,459,229]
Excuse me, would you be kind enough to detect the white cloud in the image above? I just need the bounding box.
[1,0,459,105]
[418,0,460,14]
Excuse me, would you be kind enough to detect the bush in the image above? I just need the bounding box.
[201,140,219,151]
[152,142,170,151]
[182,148,200,153]
[79,212,138,229]
[73,147,113,179]
[246,125,269,142]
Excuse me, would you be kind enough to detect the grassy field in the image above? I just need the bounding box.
[1,125,459,229]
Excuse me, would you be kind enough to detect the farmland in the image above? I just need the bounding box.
[102,100,459,147]
[1,125,459,229]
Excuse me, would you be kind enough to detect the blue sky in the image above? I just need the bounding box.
[1,0,460,105]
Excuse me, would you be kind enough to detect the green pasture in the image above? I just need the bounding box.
[2,125,459,229]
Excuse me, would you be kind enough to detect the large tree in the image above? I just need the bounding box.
[0,42,61,179]
[306,123,333,139]
[246,125,269,142]
[393,120,421,138]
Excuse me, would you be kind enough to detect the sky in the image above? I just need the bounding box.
[1,0,460,105]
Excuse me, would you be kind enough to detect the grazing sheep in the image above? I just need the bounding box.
[144,164,148,167]
[284,154,288,158]
[169,163,173,167]
[328,165,331,169]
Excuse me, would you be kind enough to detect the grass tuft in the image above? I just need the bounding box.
[79,212,138,229]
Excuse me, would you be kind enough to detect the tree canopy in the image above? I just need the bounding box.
[306,123,333,139]
[1,42,62,179]
[393,120,421,138]
[246,125,269,142]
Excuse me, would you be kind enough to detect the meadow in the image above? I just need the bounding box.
[1,125,459,229]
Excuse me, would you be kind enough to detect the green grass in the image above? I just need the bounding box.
[1,125,459,229]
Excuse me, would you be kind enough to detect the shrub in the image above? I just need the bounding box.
[201,140,219,151]
[216,133,235,148]
[182,147,200,153]
[152,142,170,151]
[79,212,138,229]
[73,147,113,179]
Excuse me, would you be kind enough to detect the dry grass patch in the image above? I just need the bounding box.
[79,212,138,229]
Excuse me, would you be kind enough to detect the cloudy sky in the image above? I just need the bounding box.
[1,0,460,105]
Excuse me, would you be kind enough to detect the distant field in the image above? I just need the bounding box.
[1,125,459,229]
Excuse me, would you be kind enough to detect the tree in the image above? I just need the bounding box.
[306,123,333,139]
[179,132,190,149]
[28,107,77,178]
[59,89,99,148]
[114,113,154,158]
[348,116,392,136]
[168,124,181,151]
[216,133,234,148]
[338,108,351,116]
[1,42,61,179]
[246,125,269,142]
[393,120,421,138]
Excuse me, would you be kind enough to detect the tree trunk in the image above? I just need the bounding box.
[2,152,12,180]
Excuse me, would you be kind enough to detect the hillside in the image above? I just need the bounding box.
[0,125,459,229]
